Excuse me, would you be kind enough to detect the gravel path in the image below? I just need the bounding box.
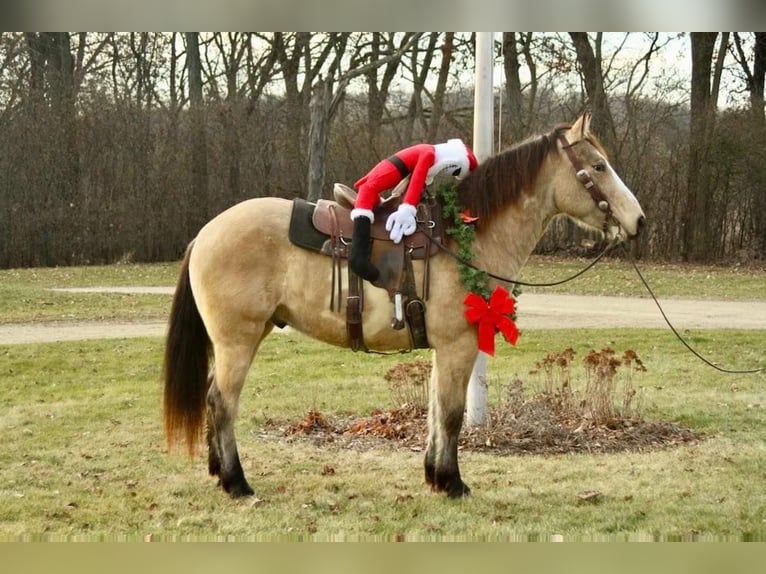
[0,288,764,345]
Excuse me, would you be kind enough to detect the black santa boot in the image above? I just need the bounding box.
[349,216,380,282]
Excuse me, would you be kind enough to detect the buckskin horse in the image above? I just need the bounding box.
[163,113,646,498]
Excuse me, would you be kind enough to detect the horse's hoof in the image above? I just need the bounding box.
[226,482,255,499]
[447,481,471,499]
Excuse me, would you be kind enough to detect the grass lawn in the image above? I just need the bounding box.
[1,328,764,541]
[0,257,764,540]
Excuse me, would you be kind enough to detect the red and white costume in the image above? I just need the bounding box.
[351,138,478,243]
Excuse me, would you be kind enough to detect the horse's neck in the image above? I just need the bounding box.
[472,173,556,282]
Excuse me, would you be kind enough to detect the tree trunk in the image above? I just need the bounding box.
[185,32,209,235]
[365,33,385,143]
[681,32,717,262]
[365,33,413,151]
[569,32,617,156]
[404,33,438,143]
[27,33,80,264]
[274,32,311,195]
[426,32,454,142]
[218,33,246,207]
[751,33,766,257]
[25,33,45,105]
[307,79,332,203]
[503,32,525,142]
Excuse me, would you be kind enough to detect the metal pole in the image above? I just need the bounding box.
[465,32,494,427]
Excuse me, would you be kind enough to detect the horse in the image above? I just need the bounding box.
[162,112,646,499]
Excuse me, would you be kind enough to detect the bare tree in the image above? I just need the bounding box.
[306,33,420,202]
[211,33,249,205]
[402,33,439,143]
[0,33,26,125]
[681,32,722,261]
[186,32,209,234]
[272,32,313,193]
[22,32,81,263]
[364,32,415,149]
[733,32,766,257]
[425,32,455,142]
[569,32,617,155]
[503,32,525,142]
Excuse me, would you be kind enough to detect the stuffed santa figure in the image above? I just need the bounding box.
[349,138,478,282]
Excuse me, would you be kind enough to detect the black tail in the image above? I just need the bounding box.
[163,242,210,456]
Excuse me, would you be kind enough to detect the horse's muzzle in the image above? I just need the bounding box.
[631,215,646,239]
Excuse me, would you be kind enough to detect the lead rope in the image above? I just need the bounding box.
[623,244,765,374]
[426,228,764,374]
[425,230,620,287]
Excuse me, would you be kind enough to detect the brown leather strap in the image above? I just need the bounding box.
[558,133,612,229]
[331,205,345,312]
[329,204,338,312]
[422,234,431,300]
[401,249,427,348]
[346,270,366,352]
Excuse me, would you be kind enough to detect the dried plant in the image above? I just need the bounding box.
[384,359,431,411]
[529,347,647,427]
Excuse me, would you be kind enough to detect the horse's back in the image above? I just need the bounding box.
[197,197,291,246]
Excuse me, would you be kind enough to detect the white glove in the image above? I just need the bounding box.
[385,203,418,244]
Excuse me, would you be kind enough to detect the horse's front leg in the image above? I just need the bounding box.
[424,346,475,498]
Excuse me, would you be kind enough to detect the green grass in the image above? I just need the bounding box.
[0,263,178,323]
[1,258,765,540]
[519,255,766,299]
[1,329,765,541]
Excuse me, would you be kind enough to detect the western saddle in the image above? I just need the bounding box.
[288,179,443,352]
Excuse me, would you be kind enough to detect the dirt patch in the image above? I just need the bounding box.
[3,290,765,345]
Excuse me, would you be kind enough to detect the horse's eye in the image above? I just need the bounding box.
[593,163,606,172]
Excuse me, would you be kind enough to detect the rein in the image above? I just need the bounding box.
[424,230,619,287]
[623,244,765,374]
[422,132,763,374]
[556,134,761,372]
[428,233,764,373]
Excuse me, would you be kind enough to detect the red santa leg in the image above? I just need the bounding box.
[351,161,402,222]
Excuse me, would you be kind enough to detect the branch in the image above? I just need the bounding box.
[338,32,422,84]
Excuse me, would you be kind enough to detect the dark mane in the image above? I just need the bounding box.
[455,124,570,228]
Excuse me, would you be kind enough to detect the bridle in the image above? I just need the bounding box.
[422,132,625,288]
[431,137,764,374]
[557,133,613,233]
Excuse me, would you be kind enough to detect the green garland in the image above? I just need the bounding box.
[437,182,521,302]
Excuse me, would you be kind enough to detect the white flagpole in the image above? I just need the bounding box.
[465,32,495,427]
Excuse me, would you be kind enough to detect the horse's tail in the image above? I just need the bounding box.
[163,241,210,457]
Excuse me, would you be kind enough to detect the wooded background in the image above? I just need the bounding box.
[1,32,764,268]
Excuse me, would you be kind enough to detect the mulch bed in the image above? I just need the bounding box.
[269,398,701,457]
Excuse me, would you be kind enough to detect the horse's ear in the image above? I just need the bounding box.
[570,112,592,139]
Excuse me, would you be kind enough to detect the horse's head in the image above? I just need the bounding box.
[554,113,645,240]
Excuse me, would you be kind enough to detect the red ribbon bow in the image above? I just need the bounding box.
[463,286,519,356]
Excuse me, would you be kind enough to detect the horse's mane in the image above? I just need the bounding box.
[455,124,571,228]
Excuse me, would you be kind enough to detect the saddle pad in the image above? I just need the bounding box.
[288,198,328,252]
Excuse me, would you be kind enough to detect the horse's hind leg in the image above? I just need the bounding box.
[205,339,261,498]
[206,373,222,479]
